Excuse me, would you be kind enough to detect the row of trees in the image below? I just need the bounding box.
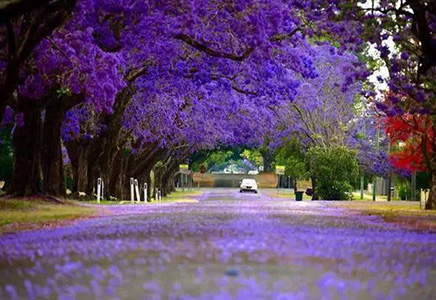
[0,1,435,208]
[0,0,345,200]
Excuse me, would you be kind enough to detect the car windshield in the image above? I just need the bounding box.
[242,179,256,185]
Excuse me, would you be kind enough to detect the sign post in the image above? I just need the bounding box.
[179,164,189,192]
[101,180,104,201]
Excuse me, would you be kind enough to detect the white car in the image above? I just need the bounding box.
[248,170,259,175]
[240,179,258,193]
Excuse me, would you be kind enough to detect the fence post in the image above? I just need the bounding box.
[97,178,102,203]
[134,179,140,202]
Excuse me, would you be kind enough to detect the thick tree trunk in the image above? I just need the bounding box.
[107,150,129,199]
[41,94,82,197]
[9,106,42,196]
[41,105,66,197]
[260,149,273,172]
[161,162,178,196]
[145,173,152,202]
[426,172,436,210]
[64,140,90,194]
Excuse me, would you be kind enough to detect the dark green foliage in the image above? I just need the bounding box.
[274,139,309,181]
[307,146,359,200]
[0,126,13,189]
[397,182,410,201]
[416,172,430,191]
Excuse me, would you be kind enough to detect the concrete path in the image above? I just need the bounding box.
[1,189,436,299]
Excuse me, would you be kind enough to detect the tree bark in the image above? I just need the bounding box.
[426,169,436,210]
[260,148,273,172]
[64,140,91,195]
[161,161,178,196]
[9,103,42,196]
[40,94,83,197]
[107,149,129,199]
[41,105,65,196]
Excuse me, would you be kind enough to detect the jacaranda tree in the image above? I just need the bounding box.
[0,0,432,206]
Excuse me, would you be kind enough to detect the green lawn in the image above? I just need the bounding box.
[86,190,203,205]
[326,200,436,231]
[352,191,401,201]
[0,199,95,232]
[267,189,313,201]
[273,190,401,202]
[158,190,203,203]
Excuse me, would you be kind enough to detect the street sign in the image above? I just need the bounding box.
[275,165,285,175]
[179,164,190,174]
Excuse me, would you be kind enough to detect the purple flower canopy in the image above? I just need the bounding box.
[0,0,373,162]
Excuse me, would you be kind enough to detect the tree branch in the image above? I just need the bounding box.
[174,33,254,61]
[125,61,153,83]
[269,27,302,42]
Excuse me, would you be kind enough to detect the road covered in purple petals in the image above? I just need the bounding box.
[1,189,436,299]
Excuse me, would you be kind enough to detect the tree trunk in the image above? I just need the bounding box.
[9,105,42,196]
[41,105,66,197]
[64,140,91,194]
[0,104,5,125]
[40,94,83,197]
[311,176,317,192]
[426,171,436,210]
[108,150,129,200]
[161,161,178,196]
[260,148,273,172]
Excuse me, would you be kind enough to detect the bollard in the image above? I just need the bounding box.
[143,183,148,202]
[134,179,140,202]
[97,178,102,203]
[155,189,159,202]
[130,178,135,202]
[101,180,105,201]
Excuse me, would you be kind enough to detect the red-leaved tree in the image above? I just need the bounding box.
[386,114,435,208]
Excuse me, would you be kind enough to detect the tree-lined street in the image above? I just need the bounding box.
[1,190,435,299]
[1,1,436,298]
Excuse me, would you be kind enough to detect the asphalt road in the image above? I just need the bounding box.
[1,189,436,299]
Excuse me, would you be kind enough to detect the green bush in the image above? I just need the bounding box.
[0,126,13,189]
[307,146,359,200]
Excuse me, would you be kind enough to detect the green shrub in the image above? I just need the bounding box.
[397,183,410,200]
[307,146,359,200]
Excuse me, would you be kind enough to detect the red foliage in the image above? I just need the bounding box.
[385,115,433,172]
